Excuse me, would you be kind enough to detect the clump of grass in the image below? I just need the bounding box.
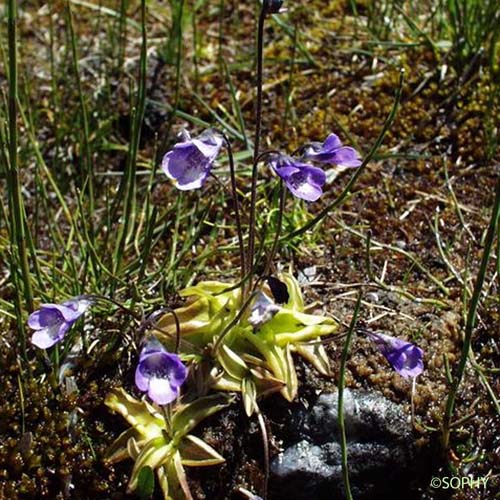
[5,0,33,361]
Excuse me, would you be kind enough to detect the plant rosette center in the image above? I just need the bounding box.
[154,274,337,403]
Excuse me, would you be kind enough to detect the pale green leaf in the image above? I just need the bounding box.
[179,434,225,466]
[172,393,234,438]
[105,387,164,441]
[129,437,172,492]
[105,427,140,463]
[218,344,249,380]
[242,378,257,416]
[294,342,332,376]
[136,466,155,499]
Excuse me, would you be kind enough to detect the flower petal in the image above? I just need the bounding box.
[28,306,63,330]
[166,355,188,388]
[135,364,150,391]
[270,155,326,202]
[248,292,280,328]
[284,166,325,202]
[385,344,424,378]
[367,331,424,378]
[51,303,84,323]
[162,146,210,190]
[302,133,361,167]
[62,296,93,316]
[323,133,342,151]
[148,377,179,405]
[330,146,362,167]
[31,322,69,349]
[161,130,223,191]
[135,340,188,405]
[192,129,223,159]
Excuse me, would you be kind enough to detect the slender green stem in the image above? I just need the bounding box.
[6,0,33,327]
[88,294,141,321]
[442,177,500,450]
[443,158,475,242]
[221,132,246,291]
[138,308,182,354]
[338,292,362,500]
[217,0,225,64]
[247,7,266,292]
[74,187,122,284]
[191,6,199,91]
[282,25,297,129]
[157,0,184,160]
[137,207,158,286]
[173,0,184,114]
[66,0,95,235]
[113,0,148,279]
[222,59,249,149]
[166,193,183,290]
[262,179,285,277]
[117,0,129,72]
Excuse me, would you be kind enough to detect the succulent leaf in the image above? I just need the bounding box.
[179,434,226,466]
[127,436,141,460]
[281,274,304,311]
[105,427,141,463]
[169,451,194,500]
[155,282,241,348]
[136,466,155,499]
[157,465,169,499]
[218,344,249,380]
[105,387,164,441]
[172,393,234,437]
[293,341,332,376]
[249,366,285,397]
[242,377,258,416]
[129,436,172,492]
[212,371,243,392]
[106,388,230,499]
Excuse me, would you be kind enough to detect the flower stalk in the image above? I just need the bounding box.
[221,132,246,289]
[262,180,285,278]
[113,0,148,280]
[338,292,362,500]
[66,0,95,237]
[246,5,267,292]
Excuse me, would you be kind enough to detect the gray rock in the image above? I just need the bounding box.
[270,389,427,499]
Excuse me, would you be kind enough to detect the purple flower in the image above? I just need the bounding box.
[161,129,223,190]
[366,331,424,378]
[302,133,362,167]
[135,338,187,405]
[28,296,93,349]
[248,292,280,328]
[269,154,326,202]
